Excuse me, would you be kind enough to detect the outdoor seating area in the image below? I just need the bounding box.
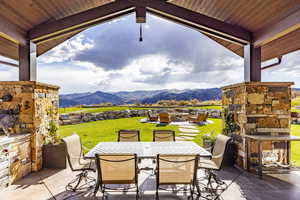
[1,0,300,199]
[147,111,209,124]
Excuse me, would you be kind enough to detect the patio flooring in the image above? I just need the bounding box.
[1,166,300,200]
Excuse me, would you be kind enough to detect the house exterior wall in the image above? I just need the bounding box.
[222,82,293,169]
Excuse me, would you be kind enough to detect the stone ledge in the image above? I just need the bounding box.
[0,81,60,90]
[222,82,294,90]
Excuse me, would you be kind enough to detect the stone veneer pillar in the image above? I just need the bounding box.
[0,81,59,173]
[222,82,293,170]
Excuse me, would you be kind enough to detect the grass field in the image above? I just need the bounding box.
[59,117,222,150]
[58,117,299,166]
[59,105,222,114]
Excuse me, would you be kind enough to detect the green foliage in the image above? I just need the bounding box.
[45,121,61,145]
[291,124,300,166]
[223,108,240,135]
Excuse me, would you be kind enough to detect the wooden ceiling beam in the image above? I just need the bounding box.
[127,0,252,45]
[254,8,300,47]
[28,1,135,43]
[0,15,26,45]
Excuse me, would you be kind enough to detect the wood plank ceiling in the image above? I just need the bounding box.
[0,0,300,62]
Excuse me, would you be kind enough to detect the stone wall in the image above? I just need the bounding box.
[59,108,222,125]
[222,82,293,170]
[0,81,59,183]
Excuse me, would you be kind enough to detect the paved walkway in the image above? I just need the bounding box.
[141,118,214,141]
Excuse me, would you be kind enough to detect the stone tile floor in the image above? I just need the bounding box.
[1,166,300,200]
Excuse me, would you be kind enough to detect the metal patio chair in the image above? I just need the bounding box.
[153,130,176,142]
[198,134,231,192]
[117,129,140,142]
[155,154,200,199]
[94,153,139,199]
[62,134,95,191]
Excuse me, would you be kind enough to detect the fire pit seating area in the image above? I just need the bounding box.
[147,110,209,123]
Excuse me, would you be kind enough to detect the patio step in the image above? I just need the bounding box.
[179,128,199,133]
[178,125,198,129]
[178,133,198,137]
[178,136,195,140]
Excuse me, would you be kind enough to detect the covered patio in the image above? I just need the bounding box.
[1,0,300,199]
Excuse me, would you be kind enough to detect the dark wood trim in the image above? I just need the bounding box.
[129,0,252,44]
[0,60,18,67]
[0,15,26,45]
[19,41,37,81]
[244,44,261,82]
[28,1,135,43]
[254,8,300,47]
[28,0,252,45]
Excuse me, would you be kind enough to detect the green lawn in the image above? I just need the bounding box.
[58,117,300,166]
[58,117,222,150]
[291,124,300,166]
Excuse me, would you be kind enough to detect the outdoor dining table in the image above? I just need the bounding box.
[85,141,212,159]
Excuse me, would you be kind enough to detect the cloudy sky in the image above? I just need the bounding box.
[0,14,299,94]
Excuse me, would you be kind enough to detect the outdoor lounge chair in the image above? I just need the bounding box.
[198,134,231,191]
[155,154,199,199]
[118,129,140,142]
[147,110,159,121]
[153,130,175,141]
[189,112,209,123]
[94,153,139,199]
[159,112,171,123]
[62,134,95,191]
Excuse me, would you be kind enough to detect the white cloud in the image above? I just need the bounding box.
[38,34,94,64]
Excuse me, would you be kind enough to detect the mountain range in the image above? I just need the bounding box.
[60,87,300,107]
[59,88,222,107]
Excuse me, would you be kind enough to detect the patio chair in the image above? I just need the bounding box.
[155,154,200,199]
[189,112,208,124]
[198,134,231,191]
[94,153,139,199]
[62,134,95,191]
[118,129,140,142]
[159,112,171,123]
[153,130,175,142]
[147,110,159,121]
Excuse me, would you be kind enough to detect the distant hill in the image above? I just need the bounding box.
[60,88,222,107]
[60,87,300,107]
[141,88,222,104]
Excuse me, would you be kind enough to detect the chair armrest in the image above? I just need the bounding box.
[212,153,223,159]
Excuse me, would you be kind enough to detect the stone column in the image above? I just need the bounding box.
[0,81,59,178]
[222,82,293,170]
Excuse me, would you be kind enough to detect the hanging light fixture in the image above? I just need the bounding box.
[136,6,146,42]
[139,24,143,42]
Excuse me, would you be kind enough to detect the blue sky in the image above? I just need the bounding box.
[0,14,299,94]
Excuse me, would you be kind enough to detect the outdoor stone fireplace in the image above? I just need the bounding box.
[222,82,293,170]
[0,81,59,186]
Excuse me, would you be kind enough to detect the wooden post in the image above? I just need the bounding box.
[136,6,146,23]
[19,41,37,81]
[244,44,261,82]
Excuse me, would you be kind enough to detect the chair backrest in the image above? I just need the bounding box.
[61,134,83,171]
[196,113,207,122]
[95,154,137,184]
[157,154,199,185]
[159,112,170,122]
[153,130,175,142]
[212,134,231,169]
[118,130,140,142]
